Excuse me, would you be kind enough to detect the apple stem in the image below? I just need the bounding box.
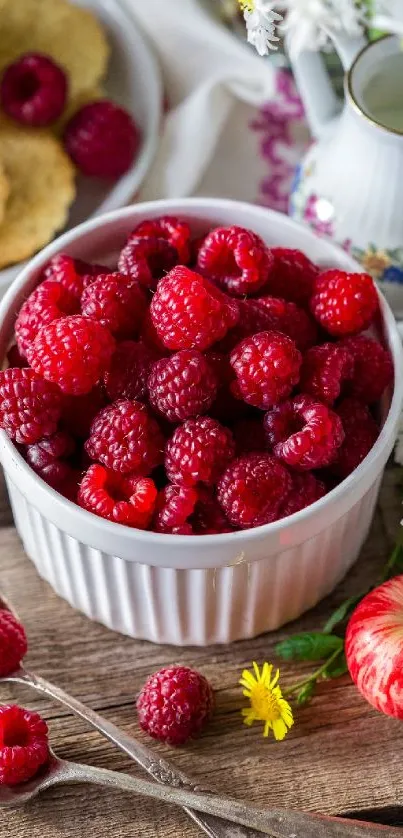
[283,647,344,698]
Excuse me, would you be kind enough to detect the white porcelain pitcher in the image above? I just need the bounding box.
[288,33,403,319]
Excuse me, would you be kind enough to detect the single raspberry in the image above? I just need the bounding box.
[150,266,239,351]
[310,270,378,336]
[25,431,75,489]
[6,345,27,369]
[0,368,62,444]
[263,248,319,304]
[217,453,291,529]
[30,315,115,396]
[299,342,354,405]
[341,335,394,404]
[264,394,345,470]
[0,705,49,785]
[78,464,157,528]
[0,53,67,126]
[153,484,198,534]
[128,216,191,263]
[64,100,140,179]
[230,331,302,409]
[15,279,79,359]
[332,398,379,479]
[165,417,235,487]
[118,237,178,291]
[137,666,214,745]
[253,296,318,351]
[197,225,273,296]
[148,350,218,423]
[191,488,233,534]
[280,472,326,518]
[232,418,267,454]
[61,385,106,439]
[81,273,147,339]
[0,610,27,676]
[86,400,164,475]
[104,341,157,402]
[43,254,109,299]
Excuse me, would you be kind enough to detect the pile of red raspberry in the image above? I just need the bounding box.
[1,216,393,535]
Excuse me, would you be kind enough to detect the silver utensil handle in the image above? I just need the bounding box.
[11,668,260,838]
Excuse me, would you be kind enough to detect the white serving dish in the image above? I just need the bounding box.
[0,198,402,646]
[0,0,162,297]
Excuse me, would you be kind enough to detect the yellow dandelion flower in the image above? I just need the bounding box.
[240,661,294,740]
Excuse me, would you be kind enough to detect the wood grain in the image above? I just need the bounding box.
[0,467,402,838]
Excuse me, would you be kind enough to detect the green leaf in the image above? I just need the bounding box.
[322,595,362,634]
[381,543,403,583]
[296,681,316,705]
[275,632,343,662]
[322,652,348,680]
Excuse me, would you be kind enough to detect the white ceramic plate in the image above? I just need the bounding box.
[0,0,162,295]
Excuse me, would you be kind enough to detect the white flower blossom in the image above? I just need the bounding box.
[372,0,403,37]
[277,0,367,59]
[239,1,283,55]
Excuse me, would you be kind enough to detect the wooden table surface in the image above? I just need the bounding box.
[1,466,403,837]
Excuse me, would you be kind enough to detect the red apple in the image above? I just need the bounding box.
[345,575,403,719]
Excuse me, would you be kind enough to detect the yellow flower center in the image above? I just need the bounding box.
[250,683,281,721]
[239,0,255,12]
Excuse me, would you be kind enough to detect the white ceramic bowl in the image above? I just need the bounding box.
[0,199,402,646]
[0,0,162,297]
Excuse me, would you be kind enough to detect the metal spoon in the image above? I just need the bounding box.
[0,741,400,838]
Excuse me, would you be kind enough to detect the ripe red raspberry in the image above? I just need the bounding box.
[128,216,191,263]
[0,705,49,785]
[232,418,267,454]
[0,53,67,126]
[148,350,218,422]
[217,453,291,529]
[230,331,302,409]
[64,100,140,179]
[104,341,157,402]
[81,273,147,339]
[253,296,318,351]
[25,431,75,489]
[0,368,62,444]
[165,417,235,487]
[43,254,109,299]
[153,484,198,534]
[86,400,164,474]
[30,315,115,395]
[332,398,379,479]
[197,225,273,296]
[280,472,326,518]
[118,237,179,291]
[264,248,319,304]
[0,610,27,676]
[299,342,354,405]
[78,464,157,528]
[15,279,79,358]
[61,385,106,439]
[137,666,214,745]
[150,266,239,351]
[310,270,378,336]
[341,335,394,404]
[264,394,345,470]
[191,488,233,534]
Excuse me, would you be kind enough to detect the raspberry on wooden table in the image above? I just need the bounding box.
[26,431,75,489]
[29,315,115,395]
[137,666,214,746]
[0,53,67,126]
[279,472,326,518]
[64,100,140,179]
[78,464,157,528]
[81,273,147,339]
[217,453,292,529]
[264,394,345,470]
[153,484,198,534]
[104,341,158,402]
[128,216,191,263]
[332,398,379,478]
[310,270,378,336]
[341,335,394,404]
[118,237,179,291]
[15,279,79,359]
[85,400,164,475]
[0,368,62,444]
[230,331,302,409]
[165,416,235,487]
[197,225,273,296]
[299,342,354,405]
[0,705,49,785]
[253,296,318,351]
[263,248,319,304]
[0,610,27,677]
[43,254,109,299]
[147,350,218,423]
[150,266,239,351]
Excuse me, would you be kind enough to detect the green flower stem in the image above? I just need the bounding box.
[283,647,344,698]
